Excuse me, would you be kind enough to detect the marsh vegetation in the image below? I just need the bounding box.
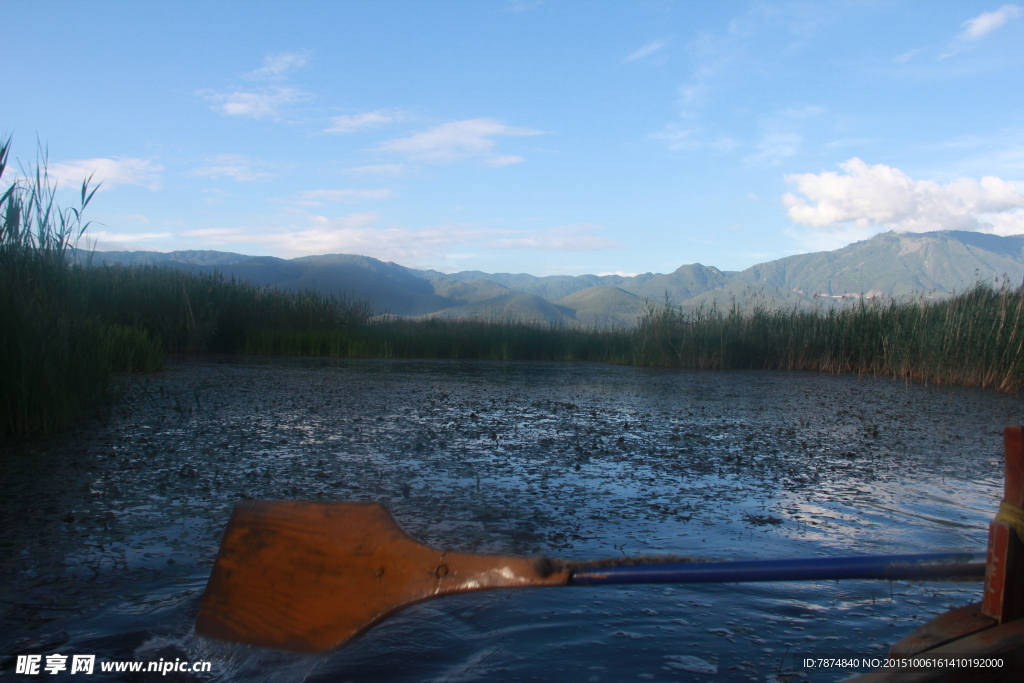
[5,134,1024,440]
[0,358,1009,680]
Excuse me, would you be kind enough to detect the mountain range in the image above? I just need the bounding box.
[87,230,1024,327]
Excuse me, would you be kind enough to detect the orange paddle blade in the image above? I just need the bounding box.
[194,500,570,653]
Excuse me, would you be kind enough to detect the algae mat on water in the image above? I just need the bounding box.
[0,357,1018,681]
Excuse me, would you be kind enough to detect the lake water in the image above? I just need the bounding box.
[1,357,1019,682]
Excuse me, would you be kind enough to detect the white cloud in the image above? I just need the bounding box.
[324,110,403,134]
[959,4,1022,40]
[177,214,624,264]
[924,129,1024,178]
[125,214,150,224]
[225,213,502,262]
[783,157,1024,236]
[198,86,307,119]
[199,188,228,205]
[84,230,172,246]
[244,52,310,80]
[744,132,803,165]
[678,81,710,110]
[295,188,396,205]
[199,52,311,119]
[894,47,924,63]
[653,123,737,152]
[182,227,247,241]
[191,155,273,182]
[653,124,700,150]
[379,118,542,164]
[490,225,625,252]
[48,157,163,191]
[345,163,406,176]
[598,271,639,277]
[623,40,670,64]
[737,107,819,165]
[485,154,525,167]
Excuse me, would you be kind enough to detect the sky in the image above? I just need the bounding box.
[3,1,1023,276]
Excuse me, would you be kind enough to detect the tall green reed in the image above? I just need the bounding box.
[243,317,637,362]
[77,264,372,353]
[632,284,1024,392]
[0,136,108,438]
[241,283,1024,393]
[0,136,169,440]
[7,138,1023,441]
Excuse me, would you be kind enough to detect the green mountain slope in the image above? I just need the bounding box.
[90,230,1024,325]
[421,292,576,324]
[89,250,454,315]
[425,271,616,300]
[737,231,1024,297]
[428,277,512,305]
[88,249,253,267]
[617,264,731,302]
[554,286,647,327]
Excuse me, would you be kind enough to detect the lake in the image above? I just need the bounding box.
[1,357,1018,681]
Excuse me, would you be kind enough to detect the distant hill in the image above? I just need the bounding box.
[655,231,1024,311]
[427,277,512,305]
[88,250,450,315]
[737,231,1024,298]
[89,230,1024,326]
[85,249,252,267]
[554,286,647,327]
[422,292,576,325]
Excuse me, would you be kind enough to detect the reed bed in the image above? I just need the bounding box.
[633,287,1024,392]
[243,318,637,362]
[242,284,1024,393]
[0,137,130,439]
[1,136,367,440]
[6,132,1024,439]
[78,265,372,354]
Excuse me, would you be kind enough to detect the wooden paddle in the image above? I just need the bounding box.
[194,500,985,654]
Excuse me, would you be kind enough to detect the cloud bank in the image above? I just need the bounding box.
[324,110,403,134]
[190,154,274,182]
[199,87,307,119]
[379,118,542,164]
[184,213,492,263]
[959,4,1022,40]
[623,40,670,64]
[179,215,623,264]
[48,157,163,191]
[295,188,396,205]
[199,52,310,119]
[491,224,625,251]
[244,52,309,80]
[784,158,1024,236]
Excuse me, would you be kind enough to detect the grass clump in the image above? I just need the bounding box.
[78,264,371,354]
[241,284,1024,393]
[7,133,1024,439]
[0,137,163,439]
[633,286,1024,392]
[243,317,636,362]
[0,136,373,440]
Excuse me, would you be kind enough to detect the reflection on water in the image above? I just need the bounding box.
[1,358,1019,681]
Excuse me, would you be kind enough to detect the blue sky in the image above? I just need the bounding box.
[4,1,1023,275]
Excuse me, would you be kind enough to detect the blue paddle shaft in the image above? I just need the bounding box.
[568,552,987,585]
